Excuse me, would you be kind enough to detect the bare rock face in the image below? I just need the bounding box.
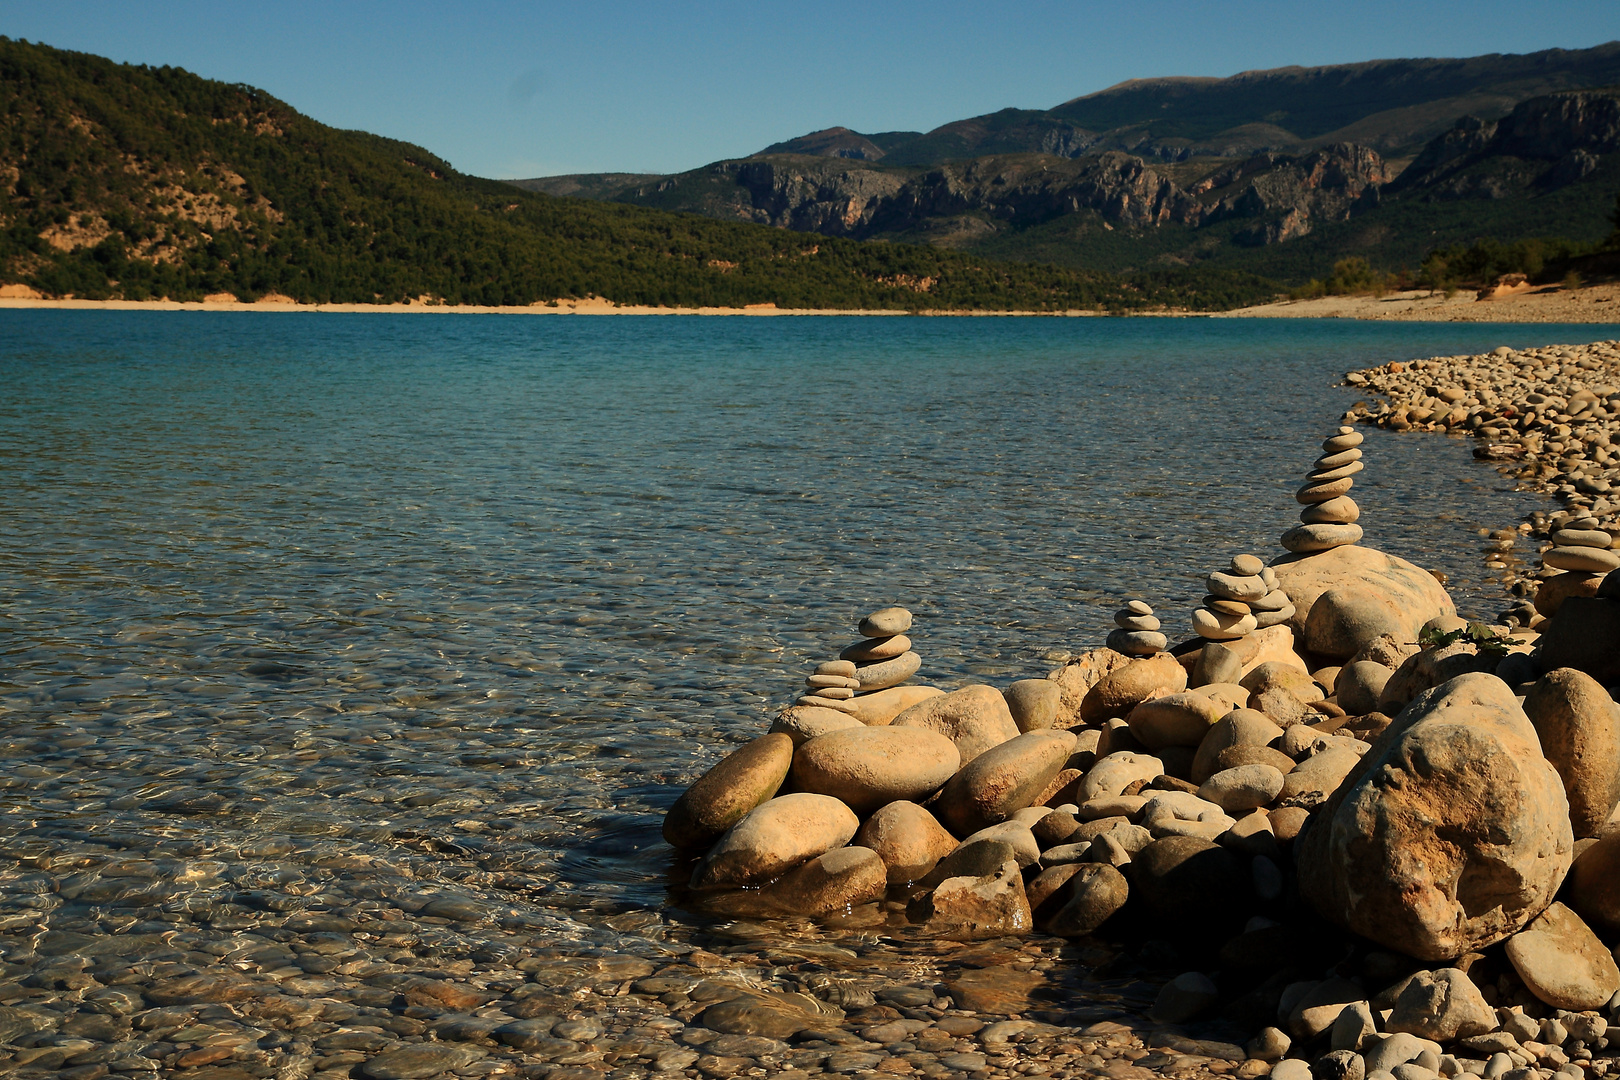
[1523,668,1620,838]
[1271,545,1455,660]
[1297,673,1573,961]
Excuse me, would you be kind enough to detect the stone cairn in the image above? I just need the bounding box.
[1106,600,1167,656]
[796,606,921,709]
[1281,426,1365,554]
[1193,554,1293,640]
[1542,512,1620,577]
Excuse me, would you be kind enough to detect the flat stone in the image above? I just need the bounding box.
[1302,495,1361,524]
[1297,476,1356,503]
[840,635,911,662]
[1080,751,1163,801]
[1504,901,1620,1010]
[859,607,913,637]
[1198,764,1285,812]
[1106,628,1168,656]
[1193,608,1257,640]
[1552,529,1614,549]
[1544,547,1620,573]
[1207,571,1269,602]
[1323,431,1364,452]
[1316,448,1364,469]
[1115,611,1162,631]
[1308,460,1365,482]
[945,967,1045,1014]
[1282,523,1364,553]
[815,659,858,677]
[699,997,817,1039]
[833,683,944,725]
[769,705,864,746]
[853,650,922,692]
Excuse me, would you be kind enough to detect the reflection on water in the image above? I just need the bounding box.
[0,313,1586,988]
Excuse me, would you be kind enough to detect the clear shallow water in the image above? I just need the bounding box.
[0,313,1602,971]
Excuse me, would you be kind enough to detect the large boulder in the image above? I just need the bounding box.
[1126,692,1225,750]
[1080,654,1187,724]
[1378,642,1496,715]
[791,726,960,815]
[1504,902,1620,1010]
[1523,668,1620,838]
[1271,545,1455,660]
[662,733,794,849]
[1046,648,1133,728]
[693,793,860,889]
[893,685,1020,764]
[935,730,1077,836]
[1297,673,1573,961]
[1535,597,1620,684]
[853,801,960,885]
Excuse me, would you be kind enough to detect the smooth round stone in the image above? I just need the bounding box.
[1105,628,1167,656]
[1003,679,1064,732]
[1249,589,1292,613]
[854,801,960,885]
[854,650,922,691]
[1297,476,1356,503]
[859,607,913,637]
[893,683,1020,764]
[810,686,856,699]
[1552,529,1615,549]
[1336,661,1393,716]
[1323,430,1364,452]
[1079,653,1188,724]
[1193,608,1257,640]
[1123,599,1153,615]
[1198,764,1286,813]
[840,634,912,662]
[662,733,795,849]
[792,726,961,814]
[1204,596,1251,615]
[1315,447,1364,469]
[805,673,860,689]
[362,1045,486,1079]
[1252,603,1296,629]
[1282,523,1363,553]
[936,730,1079,836]
[1504,902,1620,1010]
[1191,709,1285,785]
[1114,612,1161,631]
[757,846,887,915]
[1544,546,1620,573]
[1127,692,1225,750]
[815,660,858,677]
[1307,460,1365,482]
[1231,554,1265,577]
[1194,681,1248,713]
[1206,571,1269,601]
[693,793,860,888]
[1301,495,1361,524]
[1079,751,1164,801]
[771,705,864,746]
[1535,571,1605,617]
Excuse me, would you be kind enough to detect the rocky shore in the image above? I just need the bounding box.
[659,351,1620,1080]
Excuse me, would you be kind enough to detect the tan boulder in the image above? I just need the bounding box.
[1046,648,1133,727]
[662,733,794,849]
[1336,661,1393,716]
[908,859,1033,937]
[694,793,860,889]
[1535,572,1606,618]
[893,684,1020,764]
[1297,673,1573,960]
[1191,709,1284,784]
[1523,668,1620,838]
[1272,545,1455,660]
[1126,692,1225,750]
[1241,662,1324,703]
[1504,902,1620,1010]
[936,730,1078,837]
[1225,624,1309,679]
[1080,653,1188,724]
[1535,597,1620,684]
[770,705,865,746]
[755,846,887,915]
[1004,679,1064,732]
[1079,750,1164,801]
[792,726,960,814]
[1379,642,1497,715]
[853,801,960,885]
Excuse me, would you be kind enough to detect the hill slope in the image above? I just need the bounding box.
[0,38,1237,311]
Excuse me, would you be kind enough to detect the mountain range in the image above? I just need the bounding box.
[513,44,1620,281]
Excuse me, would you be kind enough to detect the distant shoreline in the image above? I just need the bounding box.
[4,283,1620,321]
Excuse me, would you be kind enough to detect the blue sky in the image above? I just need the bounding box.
[7,1,1620,179]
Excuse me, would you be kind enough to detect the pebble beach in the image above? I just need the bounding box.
[5,316,1620,1080]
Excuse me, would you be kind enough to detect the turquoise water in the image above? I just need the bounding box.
[0,312,1599,961]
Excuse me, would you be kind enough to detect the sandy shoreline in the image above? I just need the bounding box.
[3,283,1620,321]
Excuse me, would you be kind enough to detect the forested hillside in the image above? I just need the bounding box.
[0,39,1270,310]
